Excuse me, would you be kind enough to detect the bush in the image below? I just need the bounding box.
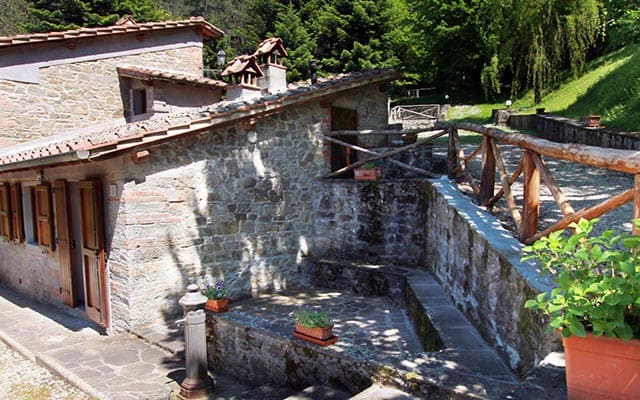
[523,218,640,339]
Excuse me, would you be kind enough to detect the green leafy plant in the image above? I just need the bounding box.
[293,308,333,328]
[202,280,227,300]
[360,162,378,169]
[523,218,640,340]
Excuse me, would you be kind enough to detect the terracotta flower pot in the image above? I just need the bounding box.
[354,167,381,181]
[293,324,338,346]
[295,324,333,340]
[205,297,229,313]
[562,334,640,399]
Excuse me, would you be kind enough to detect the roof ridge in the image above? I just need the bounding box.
[0,17,224,48]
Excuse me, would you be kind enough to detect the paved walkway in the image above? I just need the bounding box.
[0,284,184,400]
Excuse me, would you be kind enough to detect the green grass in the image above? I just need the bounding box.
[415,43,640,130]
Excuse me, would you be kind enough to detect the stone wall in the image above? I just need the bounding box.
[118,104,328,331]
[312,178,557,376]
[506,113,640,150]
[312,180,427,266]
[0,45,202,146]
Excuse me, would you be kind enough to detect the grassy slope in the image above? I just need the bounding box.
[442,43,640,130]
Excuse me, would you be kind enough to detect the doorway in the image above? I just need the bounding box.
[55,179,108,328]
[330,107,358,178]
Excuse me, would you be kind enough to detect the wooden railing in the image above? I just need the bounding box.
[323,122,640,243]
[444,122,640,243]
[389,104,440,122]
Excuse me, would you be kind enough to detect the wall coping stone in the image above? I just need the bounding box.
[429,176,552,294]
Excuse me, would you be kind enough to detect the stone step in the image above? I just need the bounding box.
[284,384,350,400]
[349,384,419,400]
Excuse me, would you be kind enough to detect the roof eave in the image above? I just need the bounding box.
[0,150,89,173]
[0,69,400,171]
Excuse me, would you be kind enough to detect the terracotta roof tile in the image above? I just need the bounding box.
[254,37,288,58]
[0,16,223,49]
[117,65,226,89]
[221,55,263,77]
[0,69,399,169]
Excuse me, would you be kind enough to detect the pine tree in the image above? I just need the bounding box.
[22,0,170,33]
[273,2,316,82]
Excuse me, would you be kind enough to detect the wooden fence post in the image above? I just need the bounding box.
[520,150,540,242]
[479,135,495,204]
[447,128,457,178]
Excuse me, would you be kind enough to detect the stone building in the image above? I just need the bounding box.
[0,17,397,333]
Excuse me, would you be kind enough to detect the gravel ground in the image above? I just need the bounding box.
[0,340,92,400]
[434,142,635,238]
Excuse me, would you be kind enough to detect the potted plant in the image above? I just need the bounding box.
[582,114,601,128]
[523,218,640,399]
[354,161,381,181]
[202,280,229,313]
[293,308,338,346]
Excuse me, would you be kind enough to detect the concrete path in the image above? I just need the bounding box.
[0,284,183,400]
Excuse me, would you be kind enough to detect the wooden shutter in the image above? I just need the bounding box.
[35,184,55,251]
[10,183,23,243]
[54,180,75,307]
[0,183,11,241]
[79,180,108,327]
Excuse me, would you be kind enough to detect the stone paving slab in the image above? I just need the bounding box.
[40,334,183,400]
[0,284,184,400]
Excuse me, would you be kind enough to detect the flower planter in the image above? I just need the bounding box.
[205,297,229,313]
[563,334,640,399]
[354,167,381,181]
[293,324,338,346]
[585,114,601,128]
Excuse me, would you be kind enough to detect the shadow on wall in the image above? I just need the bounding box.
[158,121,319,331]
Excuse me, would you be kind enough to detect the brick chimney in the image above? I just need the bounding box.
[254,38,288,94]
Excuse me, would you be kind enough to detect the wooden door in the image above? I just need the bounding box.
[54,180,76,307]
[79,180,108,327]
[330,107,358,178]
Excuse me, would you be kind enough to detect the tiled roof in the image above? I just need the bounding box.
[0,69,400,171]
[0,17,223,48]
[117,65,227,89]
[221,55,264,77]
[254,37,288,58]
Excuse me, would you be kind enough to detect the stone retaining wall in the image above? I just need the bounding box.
[506,113,640,150]
[311,178,557,376]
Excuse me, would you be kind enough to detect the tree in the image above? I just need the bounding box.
[301,0,398,74]
[602,0,640,49]
[508,0,600,102]
[0,0,31,36]
[272,2,316,82]
[23,0,170,33]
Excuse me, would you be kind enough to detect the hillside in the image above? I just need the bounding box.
[445,43,640,131]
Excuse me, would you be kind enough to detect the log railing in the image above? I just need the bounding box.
[444,122,640,243]
[323,122,640,243]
